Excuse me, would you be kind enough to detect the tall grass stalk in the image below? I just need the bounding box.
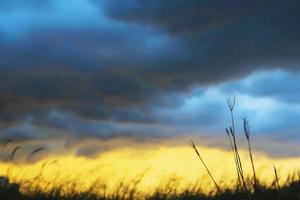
[9,145,21,161]
[6,145,21,177]
[191,140,222,195]
[273,165,280,200]
[242,117,257,191]
[27,147,46,161]
[230,127,247,191]
[226,97,247,190]
[226,128,242,188]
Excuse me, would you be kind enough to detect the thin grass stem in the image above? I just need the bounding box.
[191,140,222,195]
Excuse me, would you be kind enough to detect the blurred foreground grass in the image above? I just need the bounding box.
[1,173,300,200]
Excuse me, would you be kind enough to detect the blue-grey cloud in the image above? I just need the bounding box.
[221,70,300,103]
[0,0,300,152]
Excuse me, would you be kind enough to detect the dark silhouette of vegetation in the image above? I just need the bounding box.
[1,177,300,200]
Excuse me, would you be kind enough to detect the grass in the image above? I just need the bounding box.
[1,178,300,200]
[1,97,300,199]
[189,96,300,200]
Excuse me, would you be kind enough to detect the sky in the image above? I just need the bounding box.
[1,0,300,159]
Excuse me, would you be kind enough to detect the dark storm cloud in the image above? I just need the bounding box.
[0,5,182,122]
[1,0,300,127]
[0,66,159,122]
[102,0,300,35]
[102,0,300,74]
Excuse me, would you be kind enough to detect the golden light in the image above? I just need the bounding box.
[0,137,300,197]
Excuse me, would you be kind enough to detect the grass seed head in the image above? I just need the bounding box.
[226,96,236,111]
[242,117,250,140]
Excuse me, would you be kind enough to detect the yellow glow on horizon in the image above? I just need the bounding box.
[1,143,300,196]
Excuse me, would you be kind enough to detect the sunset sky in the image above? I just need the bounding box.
[1,0,300,176]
